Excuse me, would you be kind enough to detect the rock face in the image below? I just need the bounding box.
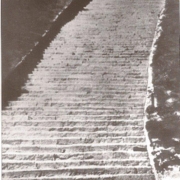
[2,0,164,179]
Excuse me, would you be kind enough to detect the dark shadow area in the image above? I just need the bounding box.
[1,0,72,80]
[2,0,93,109]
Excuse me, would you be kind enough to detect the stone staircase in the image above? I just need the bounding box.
[2,0,164,179]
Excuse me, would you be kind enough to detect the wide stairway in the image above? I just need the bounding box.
[2,0,164,179]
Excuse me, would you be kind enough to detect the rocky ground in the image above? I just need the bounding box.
[2,0,72,80]
[145,0,180,178]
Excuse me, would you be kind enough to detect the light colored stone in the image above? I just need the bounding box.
[2,0,165,179]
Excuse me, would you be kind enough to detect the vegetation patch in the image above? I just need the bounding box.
[145,0,180,176]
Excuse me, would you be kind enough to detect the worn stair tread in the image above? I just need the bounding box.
[3,162,151,170]
[2,131,145,139]
[2,126,144,132]
[2,137,146,146]
[2,119,144,122]
[8,174,155,180]
[3,162,152,171]
[2,151,150,162]
[3,159,150,163]
[2,166,154,178]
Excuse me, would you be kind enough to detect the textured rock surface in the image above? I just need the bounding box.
[145,0,180,177]
[2,0,164,179]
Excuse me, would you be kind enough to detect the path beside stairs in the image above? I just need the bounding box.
[2,0,164,179]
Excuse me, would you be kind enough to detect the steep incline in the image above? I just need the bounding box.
[2,0,164,179]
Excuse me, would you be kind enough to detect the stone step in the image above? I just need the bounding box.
[4,117,143,127]
[36,58,147,63]
[24,84,145,89]
[34,57,145,63]
[35,63,147,68]
[23,84,146,88]
[22,88,146,94]
[2,160,151,171]
[5,107,144,113]
[24,82,146,87]
[32,69,146,74]
[29,69,146,73]
[28,69,146,74]
[2,174,155,180]
[12,99,144,105]
[3,115,144,121]
[30,73,147,79]
[23,86,146,91]
[1,116,141,123]
[7,105,144,110]
[37,61,147,65]
[26,78,147,84]
[30,66,146,70]
[2,125,144,133]
[2,166,153,178]
[3,144,147,154]
[3,119,144,127]
[25,85,146,90]
[25,81,146,87]
[16,97,145,103]
[26,78,146,84]
[8,101,144,107]
[17,95,146,100]
[19,89,145,93]
[7,99,145,105]
[31,72,146,77]
[2,150,150,161]
[33,63,147,68]
[19,90,146,95]
[2,131,144,139]
[2,137,146,145]
[37,54,147,58]
[17,94,146,99]
[4,158,150,165]
[8,102,145,109]
[2,110,144,116]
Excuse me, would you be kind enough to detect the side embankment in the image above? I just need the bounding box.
[145,0,180,179]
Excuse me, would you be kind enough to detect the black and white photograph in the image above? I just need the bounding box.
[1,0,180,179]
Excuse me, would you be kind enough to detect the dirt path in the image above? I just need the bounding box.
[2,0,164,179]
